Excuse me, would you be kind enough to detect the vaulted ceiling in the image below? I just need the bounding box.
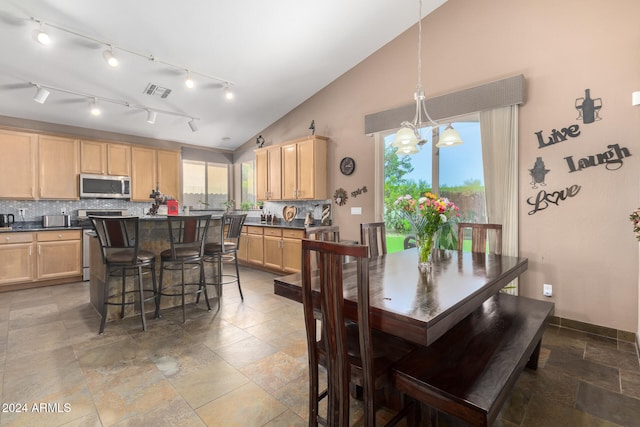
[0,0,446,150]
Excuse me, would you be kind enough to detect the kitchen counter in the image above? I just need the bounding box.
[0,221,85,232]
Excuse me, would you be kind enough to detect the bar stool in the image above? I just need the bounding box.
[154,215,212,323]
[90,216,157,334]
[202,213,247,302]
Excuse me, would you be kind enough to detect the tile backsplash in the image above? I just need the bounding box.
[0,199,332,224]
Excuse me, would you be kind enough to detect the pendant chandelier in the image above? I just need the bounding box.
[392,0,463,155]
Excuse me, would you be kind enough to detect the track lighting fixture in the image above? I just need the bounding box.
[90,98,101,116]
[29,16,235,95]
[27,81,199,132]
[146,110,157,124]
[103,45,118,67]
[35,21,50,45]
[185,70,195,89]
[33,84,50,104]
[224,84,233,100]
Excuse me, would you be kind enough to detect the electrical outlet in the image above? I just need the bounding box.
[61,208,67,215]
[543,283,552,297]
[18,208,26,217]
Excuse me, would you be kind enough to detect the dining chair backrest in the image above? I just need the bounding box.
[305,225,340,242]
[301,238,374,426]
[457,222,502,255]
[360,222,387,258]
[90,216,139,265]
[166,215,212,259]
[403,235,416,249]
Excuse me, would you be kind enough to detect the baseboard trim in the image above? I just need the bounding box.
[549,315,637,344]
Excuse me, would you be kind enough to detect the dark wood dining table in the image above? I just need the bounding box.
[273,249,528,347]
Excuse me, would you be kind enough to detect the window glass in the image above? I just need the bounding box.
[241,161,256,208]
[383,116,485,253]
[182,160,228,209]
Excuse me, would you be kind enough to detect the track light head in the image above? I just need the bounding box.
[90,98,101,116]
[33,85,50,104]
[224,84,234,100]
[103,45,119,67]
[188,118,198,132]
[34,21,51,45]
[146,110,157,124]
[185,70,195,89]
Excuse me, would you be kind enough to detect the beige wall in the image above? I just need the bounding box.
[237,0,640,333]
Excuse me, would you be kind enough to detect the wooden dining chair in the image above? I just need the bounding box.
[301,239,415,427]
[360,222,387,258]
[457,223,502,254]
[305,225,340,242]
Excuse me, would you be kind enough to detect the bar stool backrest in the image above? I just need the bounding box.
[305,225,340,242]
[90,216,139,265]
[221,213,247,252]
[166,215,211,259]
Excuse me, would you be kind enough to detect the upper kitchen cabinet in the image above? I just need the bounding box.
[0,129,38,199]
[156,149,180,201]
[131,146,180,202]
[38,135,79,199]
[255,146,282,201]
[80,140,131,176]
[281,136,328,200]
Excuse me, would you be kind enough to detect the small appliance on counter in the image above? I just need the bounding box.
[42,215,71,228]
[0,213,15,228]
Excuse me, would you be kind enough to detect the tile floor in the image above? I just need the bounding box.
[0,266,639,427]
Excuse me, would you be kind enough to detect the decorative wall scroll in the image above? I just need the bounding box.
[565,144,631,172]
[333,188,348,206]
[351,186,367,198]
[321,203,331,225]
[526,185,581,215]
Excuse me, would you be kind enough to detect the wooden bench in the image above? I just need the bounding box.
[393,293,554,427]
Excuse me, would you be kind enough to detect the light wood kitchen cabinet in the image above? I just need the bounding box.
[263,228,283,270]
[36,230,82,280]
[264,228,304,273]
[80,140,131,176]
[245,226,264,266]
[157,149,180,201]
[255,146,281,201]
[0,230,81,289]
[38,135,79,199]
[256,135,327,201]
[0,233,35,286]
[0,129,38,199]
[281,136,328,200]
[131,146,157,201]
[131,146,180,202]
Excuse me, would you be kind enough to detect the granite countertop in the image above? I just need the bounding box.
[0,216,325,233]
[0,222,86,233]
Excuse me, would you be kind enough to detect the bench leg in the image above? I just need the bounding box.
[526,339,542,370]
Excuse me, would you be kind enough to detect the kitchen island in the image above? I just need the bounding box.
[89,215,222,322]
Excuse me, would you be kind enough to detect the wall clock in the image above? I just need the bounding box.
[340,157,356,175]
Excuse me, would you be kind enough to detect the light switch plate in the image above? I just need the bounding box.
[351,207,362,215]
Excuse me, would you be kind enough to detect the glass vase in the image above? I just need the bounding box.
[415,232,436,273]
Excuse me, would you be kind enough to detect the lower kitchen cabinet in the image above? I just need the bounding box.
[239,226,304,274]
[37,230,82,280]
[0,233,35,286]
[0,230,82,290]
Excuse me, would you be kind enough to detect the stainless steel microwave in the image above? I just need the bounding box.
[79,173,131,199]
